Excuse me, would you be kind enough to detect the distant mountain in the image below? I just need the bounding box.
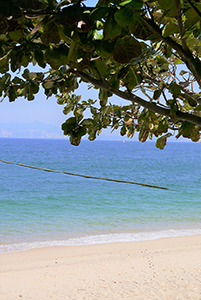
[0,121,64,139]
[0,121,190,142]
[0,121,134,141]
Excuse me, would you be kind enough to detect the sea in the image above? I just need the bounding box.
[0,138,201,253]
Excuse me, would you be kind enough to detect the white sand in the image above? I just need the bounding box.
[1,235,201,299]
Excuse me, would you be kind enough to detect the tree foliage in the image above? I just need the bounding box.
[0,0,201,148]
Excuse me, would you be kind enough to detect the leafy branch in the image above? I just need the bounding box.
[76,70,201,126]
[145,7,201,88]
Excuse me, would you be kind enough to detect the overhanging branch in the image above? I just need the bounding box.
[145,18,201,88]
[76,70,201,126]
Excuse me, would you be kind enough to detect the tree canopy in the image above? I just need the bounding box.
[0,0,201,148]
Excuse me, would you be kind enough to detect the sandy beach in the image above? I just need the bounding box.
[0,235,201,300]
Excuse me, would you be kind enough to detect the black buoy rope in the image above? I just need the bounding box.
[0,159,170,190]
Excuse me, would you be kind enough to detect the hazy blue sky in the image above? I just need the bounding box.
[1,81,97,126]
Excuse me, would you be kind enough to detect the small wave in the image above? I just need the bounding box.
[1,228,201,253]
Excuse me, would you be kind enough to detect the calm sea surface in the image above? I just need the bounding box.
[0,138,201,252]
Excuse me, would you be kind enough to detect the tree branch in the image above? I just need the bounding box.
[186,0,201,19]
[76,71,201,126]
[142,70,201,105]
[174,0,188,53]
[145,19,201,88]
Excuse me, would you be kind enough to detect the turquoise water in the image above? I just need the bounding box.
[0,138,201,252]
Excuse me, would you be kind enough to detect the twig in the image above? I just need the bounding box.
[174,0,188,53]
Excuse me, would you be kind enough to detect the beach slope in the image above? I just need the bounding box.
[1,235,201,300]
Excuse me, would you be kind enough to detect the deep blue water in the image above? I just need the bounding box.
[0,138,201,252]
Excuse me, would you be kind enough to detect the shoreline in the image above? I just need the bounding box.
[1,235,201,299]
[1,228,201,254]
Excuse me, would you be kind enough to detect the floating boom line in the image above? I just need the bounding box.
[0,159,170,190]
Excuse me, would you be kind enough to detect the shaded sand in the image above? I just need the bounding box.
[0,235,201,300]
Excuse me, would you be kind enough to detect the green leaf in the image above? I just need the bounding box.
[29,73,38,80]
[0,73,11,89]
[162,22,179,37]
[113,36,142,64]
[0,17,8,34]
[153,90,161,100]
[168,100,178,118]
[169,82,181,97]
[185,6,201,30]
[90,6,111,21]
[88,129,97,141]
[29,81,39,94]
[0,0,21,18]
[95,40,115,59]
[12,76,23,85]
[58,5,83,26]
[186,37,200,50]
[46,45,69,69]
[68,40,91,70]
[34,50,46,68]
[62,117,77,135]
[119,0,143,9]
[129,14,153,40]
[120,125,127,136]
[27,93,34,101]
[17,0,48,11]
[192,57,201,78]
[176,121,196,139]
[95,58,110,77]
[70,135,82,146]
[76,126,87,137]
[195,105,201,112]
[157,118,168,134]
[158,0,176,17]
[8,29,23,41]
[122,67,139,90]
[81,118,94,127]
[63,104,73,115]
[22,69,30,80]
[43,81,54,89]
[74,106,85,118]
[156,133,172,149]
[103,15,121,40]
[127,126,135,138]
[8,86,16,102]
[99,88,108,107]
[184,94,197,108]
[179,70,187,76]
[0,53,9,73]
[119,0,132,5]
[114,7,134,27]
[139,128,148,142]
[41,25,61,45]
